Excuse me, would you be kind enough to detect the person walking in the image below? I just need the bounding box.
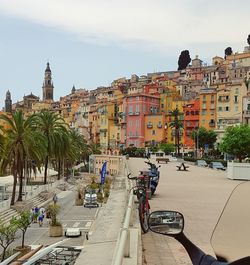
[38,212,44,227]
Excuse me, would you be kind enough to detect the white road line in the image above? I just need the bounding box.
[72,222,80,228]
[85,221,92,228]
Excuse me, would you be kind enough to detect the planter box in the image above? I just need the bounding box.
[75,198,83,206]
[49,225,63,237]
[227,162,250,180]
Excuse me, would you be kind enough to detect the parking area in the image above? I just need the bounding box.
[128,158,242,265]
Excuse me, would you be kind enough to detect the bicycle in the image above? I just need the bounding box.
[127,173,150,233]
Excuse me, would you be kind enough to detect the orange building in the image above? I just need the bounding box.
[183,98,200,149]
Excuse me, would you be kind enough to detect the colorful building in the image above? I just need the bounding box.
[199,88,216,130]
[183,98,200,149]
[124,94,160,147]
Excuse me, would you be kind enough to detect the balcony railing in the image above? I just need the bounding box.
[157,124,162,128]
[147,124,153,129]
[209,122,215,127]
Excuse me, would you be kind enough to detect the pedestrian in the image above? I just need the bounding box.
[30,208,34,223]
[38,212,44,227]
[40,207,45,218]
[34,206,39,223]
[53,194,58,205]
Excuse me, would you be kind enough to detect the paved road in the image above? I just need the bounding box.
[13,189,98,248]
[128,158,242,265]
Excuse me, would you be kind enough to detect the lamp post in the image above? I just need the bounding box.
[196,128,199,159]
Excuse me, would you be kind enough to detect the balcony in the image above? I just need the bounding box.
[218,98,230,102]
[209,121,215,127]
[210,105,215,110]
[147,124,153,129]
[157,124,162,128]
[128,111,140,116]
[243,110,250,117]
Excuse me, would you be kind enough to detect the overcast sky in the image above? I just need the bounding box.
[0,0,250,109]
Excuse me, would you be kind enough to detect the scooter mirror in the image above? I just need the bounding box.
[148,211,184,236]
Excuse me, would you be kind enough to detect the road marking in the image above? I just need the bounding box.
[85,221,92,228]
[61,219,93,222]
[73,222,80,228]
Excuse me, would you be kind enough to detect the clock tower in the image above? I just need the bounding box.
[42,62,54,101]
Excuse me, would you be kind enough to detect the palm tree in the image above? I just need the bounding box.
[33,110,68,184]
[0,111,46,204]
[169,108,183,156]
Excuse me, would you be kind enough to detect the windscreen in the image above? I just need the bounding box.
[211,181,250,262]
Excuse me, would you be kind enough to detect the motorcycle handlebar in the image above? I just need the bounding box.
[127,173,137,180]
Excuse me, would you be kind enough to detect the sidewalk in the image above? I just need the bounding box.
[128,158,242,265]
[75,173,127,265]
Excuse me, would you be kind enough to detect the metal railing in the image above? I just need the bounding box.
[112,157,139,265]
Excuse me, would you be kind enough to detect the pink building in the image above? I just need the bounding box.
[123,93,160,147]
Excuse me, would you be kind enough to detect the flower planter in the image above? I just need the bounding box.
[227,162,250,180]
[75,198,83,206]
[49,225,63,237]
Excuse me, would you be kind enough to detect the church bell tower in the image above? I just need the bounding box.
[42,62,54,101]
[5,90,12,113]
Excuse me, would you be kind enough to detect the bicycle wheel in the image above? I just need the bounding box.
[138,197,149,233]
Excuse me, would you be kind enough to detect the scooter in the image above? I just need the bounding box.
[148,181,250,265]
[144,159,161,195]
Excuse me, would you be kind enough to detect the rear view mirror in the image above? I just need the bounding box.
[148,211,184,235]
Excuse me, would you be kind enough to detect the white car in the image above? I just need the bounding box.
[65,228,82,237]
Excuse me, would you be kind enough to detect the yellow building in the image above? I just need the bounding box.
[215,81,247,142]
[144,114,166,146]
[199,88,217,130]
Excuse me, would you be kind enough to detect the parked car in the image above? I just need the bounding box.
[196,160,208,167]
[209,161,226,170]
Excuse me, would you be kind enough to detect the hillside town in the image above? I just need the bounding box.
[1,43,250,157]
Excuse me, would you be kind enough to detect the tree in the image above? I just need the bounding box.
[169,108,183,156]
[178,50,191,70]
[11,211,32,249]
[219,124,250,162]
[159,143,175,154]
[191,127,217,150]
[46,203,61,226]
[247,34,250,46]
[224,47,233,58]
[0,218,18,261]
[33,110,68,184]
[0,111,46,204]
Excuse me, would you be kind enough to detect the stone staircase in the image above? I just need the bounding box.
[0,192,54,225]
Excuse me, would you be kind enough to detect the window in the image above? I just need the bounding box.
[195,111,199,115]
[129,105,133,113]
[247,104,250,111]
[186,111,190,115]
[235,106,238,111]
[129,120,133,127]
[218,107,222,111]
[143,105,146,113]
[135,131,138,136]
[235,88,239,94]
[135,140,138,147]
[129,131,132,136]
[234,96,238,103]
[202,104,206,109]
[202,110,206,115]
[136,96,139,101]
[225,106,229,111]
[202,120,205,125]
[136,105,139,113]
[136,120,139,127]
[152,130,156,135]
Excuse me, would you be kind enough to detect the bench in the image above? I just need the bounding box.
[156,157,169,164]
[176,163,189,171]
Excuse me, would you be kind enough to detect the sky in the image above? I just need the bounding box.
[0,0,250,109]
